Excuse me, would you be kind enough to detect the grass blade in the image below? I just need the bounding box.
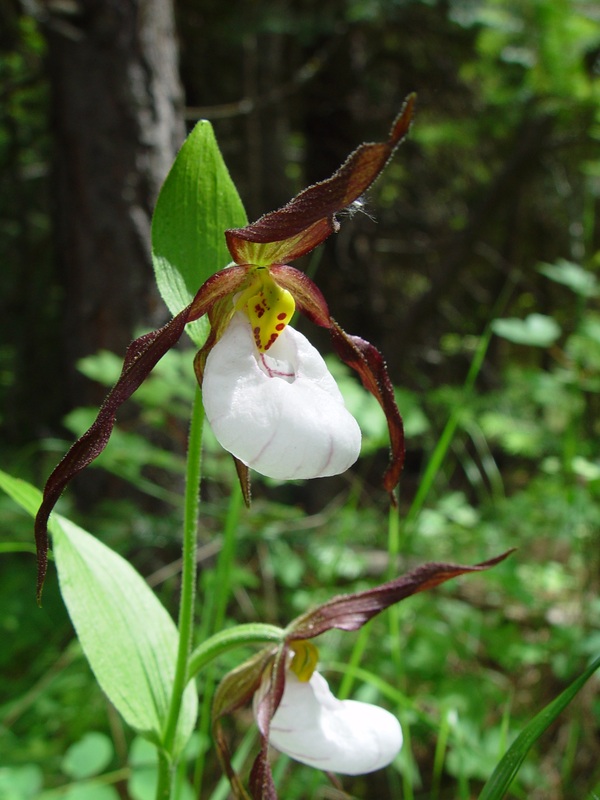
[478,655,600,800]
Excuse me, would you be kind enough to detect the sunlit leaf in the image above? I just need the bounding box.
[54,518,197,756]
[152,120,247,347]
[0,470,43,519]
[0,471,197,758]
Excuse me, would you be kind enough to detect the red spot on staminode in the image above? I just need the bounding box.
[264,333,278,351]
[275,323,285,331]
[277,312,287,320]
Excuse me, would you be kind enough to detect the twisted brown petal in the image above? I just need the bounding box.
[226,94,415,266]
[212,647,279,800]
[288,551,515,641]
[248,647,289,800]
[34,265,249,603]
[269,265,331,328]
[34,308,190,604]
[329,320,405,501]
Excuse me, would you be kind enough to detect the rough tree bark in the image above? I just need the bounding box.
[44,0,185,408]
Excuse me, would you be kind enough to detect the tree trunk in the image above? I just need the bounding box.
[45,0,185,408]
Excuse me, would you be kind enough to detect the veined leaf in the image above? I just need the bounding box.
[151,120,247,347]
[0,470,197,758]
[478,654,600,799]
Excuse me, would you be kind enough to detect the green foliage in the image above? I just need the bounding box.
[151,120,247,347]
[7,243,599,796]
[126,737,196,800]
[61,732,114,780]
[53,517,198,758]
[0,765,43,800]
[3,1,600,796]
[0,471,197,759]
[491,313,562,347]
[479,655,600,799]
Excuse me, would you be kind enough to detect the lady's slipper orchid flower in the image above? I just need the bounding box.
[254,652,402,775]
[212,550,514,800]
[34,95,415,602]
[202,312,361,480]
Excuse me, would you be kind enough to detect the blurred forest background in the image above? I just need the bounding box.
[1,0,599,798]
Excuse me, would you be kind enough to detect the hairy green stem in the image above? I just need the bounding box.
[156,386,204,799]
[187,623,284,682]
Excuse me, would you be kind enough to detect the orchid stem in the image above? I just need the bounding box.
[193,477,243,797]
[157,385,204,799]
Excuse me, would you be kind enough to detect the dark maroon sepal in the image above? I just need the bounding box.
[212,647,279,800]
[226,94,416,266]
[34,307,192,603]
[269,265,331,328]
[287,550,515,641]
[329,320,405,501]
[248,648,289,800]
[34,265,250,603]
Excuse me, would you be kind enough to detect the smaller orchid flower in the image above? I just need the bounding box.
[254,643,402,776]
[212,550,514,800]
[33,95,415,602]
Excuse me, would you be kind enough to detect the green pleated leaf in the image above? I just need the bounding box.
[0,470,197,758]
[151,120,247,347]
[478,654,600,800]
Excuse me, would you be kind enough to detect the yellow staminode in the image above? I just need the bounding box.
[290,641,319,682]
[236,267,296,352]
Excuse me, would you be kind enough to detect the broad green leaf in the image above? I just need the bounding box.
[151,120,247,347]
[0,471,197,758]
[491,313,561,347]
[54,518,197,756]
[61,732,113,779]
[478,654,600,800]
